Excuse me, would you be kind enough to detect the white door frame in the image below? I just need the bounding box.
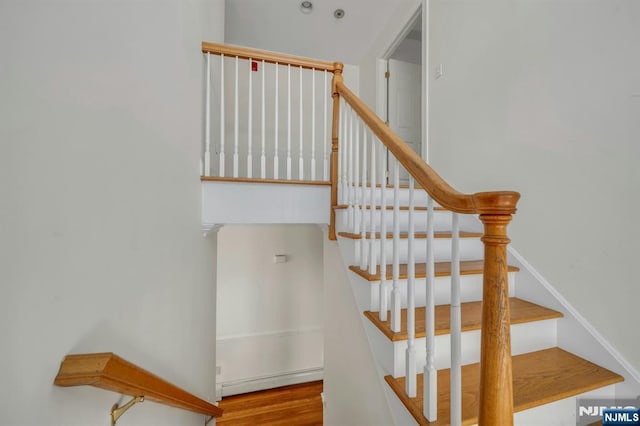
[375,1,428,162]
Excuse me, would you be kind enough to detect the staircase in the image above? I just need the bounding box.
[200,42,638,425]
[334,193,623,425]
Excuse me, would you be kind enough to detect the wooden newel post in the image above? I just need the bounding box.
[329,62,344,241]
[478,212,515,425]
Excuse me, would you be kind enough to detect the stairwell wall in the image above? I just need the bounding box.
[0,0,224,424]
[427,0,640,373]
[216,225,324,393]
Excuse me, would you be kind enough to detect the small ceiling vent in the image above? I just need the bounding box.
[334,9,345,19]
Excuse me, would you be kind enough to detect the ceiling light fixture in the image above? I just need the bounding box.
[300,1,313,14]
[334,9,345,19]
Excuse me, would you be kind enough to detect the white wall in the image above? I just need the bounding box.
[390,38,422,65]
[0,1,224,425]
[358,0,422,111]
[323,239,395,425]
[428,0,640,372]
[216,225,324,390]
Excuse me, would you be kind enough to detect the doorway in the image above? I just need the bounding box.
[378,7,425,184]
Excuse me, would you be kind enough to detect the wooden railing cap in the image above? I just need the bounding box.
[202,41,337,72]
[473,191,521,215]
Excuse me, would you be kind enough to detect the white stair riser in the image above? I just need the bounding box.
[338,236,484,266]
[365,319,558,378]
[350,273,517,313]
[352,187,433,207]
[335,208,454,233]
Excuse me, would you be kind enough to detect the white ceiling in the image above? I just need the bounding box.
[224,0,414,65]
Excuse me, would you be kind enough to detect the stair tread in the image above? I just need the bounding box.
[349,260,520,281]
[385,347,624,426]
[201,176,330,186]
[338,231,482,240]
[334,204,447,211]
[364,298,563,341]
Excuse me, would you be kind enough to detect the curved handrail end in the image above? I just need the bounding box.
[472,191,521,215]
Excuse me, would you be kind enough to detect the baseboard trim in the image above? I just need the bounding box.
[217,367,324,398]
[508,246,640,385]
[217,326,323,343]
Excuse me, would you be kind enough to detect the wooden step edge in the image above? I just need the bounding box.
[384,347,624,426]
[355,183,424,189]
[201,176,331,186]
[363,298,564,342]
[334,204,447,211]
[338,231,482,240]
[349,260,520,282]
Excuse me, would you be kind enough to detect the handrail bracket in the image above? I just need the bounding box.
[111,395,144,426]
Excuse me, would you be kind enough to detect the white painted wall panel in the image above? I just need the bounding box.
[202,181,330,226]
[0,1,224,424]
[428,0,640,374]
[216,225,324,391]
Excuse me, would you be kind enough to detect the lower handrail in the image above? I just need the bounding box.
[54,353,223,422]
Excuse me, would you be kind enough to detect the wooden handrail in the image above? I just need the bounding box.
[202,42,337,72]
[54,353,223,419]
[334,80,520,215]
[334,76,520,424]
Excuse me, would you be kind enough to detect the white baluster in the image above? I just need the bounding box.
[347,107,354,230]
[341,100,348,207]
[323,70,329,181]
[287,64,292,180]
[311,69,316,180]
[299,66,304,180]
[406,176,417,397]
[368,132,377,276]
[390,158,401,332]
[273,63,279,179]
[247,58,253,178]
[337,102,343,205]
[359,126,367,270]
[261,60,266,179]
[204,52,211,176]
[219,53,225,177]
[233,56,239,178]
[424,195,437,421]
[378,145,388,322]
[354,119,360,241]
[450,212,462,426]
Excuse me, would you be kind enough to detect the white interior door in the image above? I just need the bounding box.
[387,58,421,183]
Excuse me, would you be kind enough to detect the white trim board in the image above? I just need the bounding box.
[217,367,323,398]
[217,326,323,343]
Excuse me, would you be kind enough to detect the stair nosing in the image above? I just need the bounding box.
[337,231,482,240]
[364,297,564,342]
[349,260,520,282]
[334,204,448,211]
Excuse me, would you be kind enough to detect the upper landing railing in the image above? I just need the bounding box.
[201,42,520,426]
[201,41,341,183]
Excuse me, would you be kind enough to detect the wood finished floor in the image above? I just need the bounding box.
[217,381,323,426]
